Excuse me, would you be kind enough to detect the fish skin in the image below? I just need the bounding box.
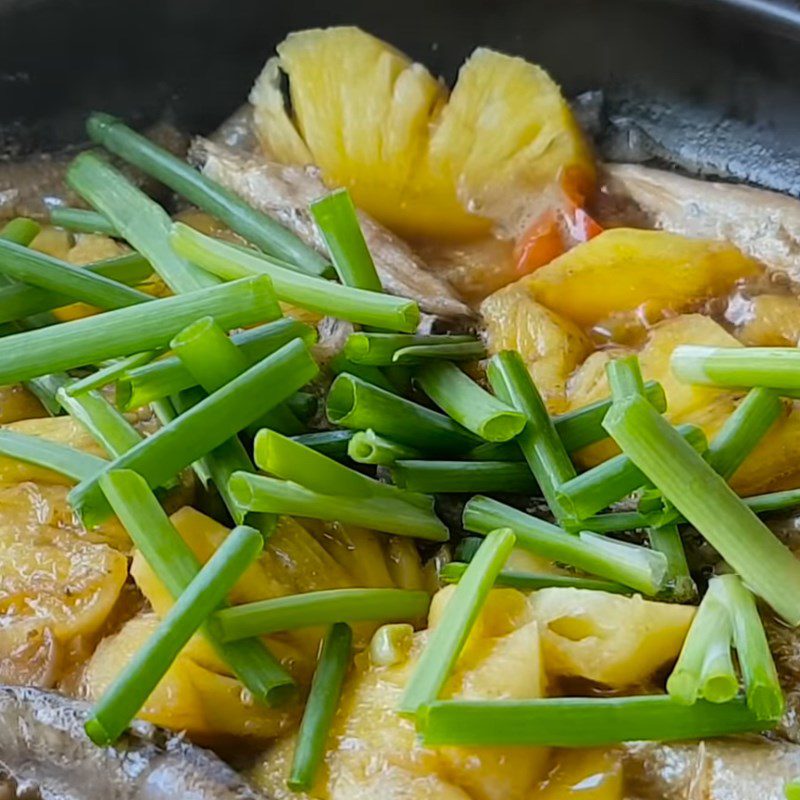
[192,139,474,320]
[0,686,265,800]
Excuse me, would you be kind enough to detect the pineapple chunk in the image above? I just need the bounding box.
[481,291,591,412]
[0,384,46,424]
[536,750,623,799]
[30,226,73,260]
[529,588,694,689]
[252,27,593,241]
[735,294,800,346]
[519,228,760,328]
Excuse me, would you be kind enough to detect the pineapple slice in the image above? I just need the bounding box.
[251,27,594,241]
[508,228,760,329]
[536,750,623,799]
[735,294,800,346]
[0,384,47,424]
[529,588,694,689]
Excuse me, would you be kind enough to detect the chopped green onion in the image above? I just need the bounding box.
[100,469,293,703]
[0,275,280,385]
[116,317,313,411]
[398,528,515,715]
[347,430,421,466]
[463,495,667,594]
[0,429,105,481]
[288,622,352,792]
[51,207,119,236]
[0,238,149,310]
[24,373,68,417]
[344,333,480,366]
[745,488,800,516]
[229,471,448,541]
[86,112,330,277]
[647,525,696,602]
[85,523,263,745]
[556,424,707,520]
[1,217,41,245]
[287,391,317,423]
[171,223,420,331]
[0,251,152,325]
[714,574,784,719]
[391,460,535,494]
[393,341,487,364]
[213,588,430,641]
[416,360,526,443]
[465,440,523,462]
[603,394,800,624]
[667,588,736,704]
[291,430,355,460]
[563,511,651,534]
[439,562,630,594]
[310,189,381,291]
[327,373,479,455]
[329,352,398,394]
[672,345,800,390]
[64,351,158,397]
[56,387,141,458]
[787,780,800,800]
[706,387,782,479]
[69,338,318,525]
[607,355,646,399]
[416,695,776,748]
[487,351,576,519]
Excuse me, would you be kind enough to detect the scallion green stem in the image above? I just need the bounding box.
[171,223,419,332]
[672,345,800,390]
[1,217,41,246]
[86,113,330,277]
[416,695,776,747]
[347,430,421,466]
[290,430,355,460]
[213,588,430,641]
[787,780,800,800]
[69,339,318,526]
[391,460,535,494]
[393,341,487,364]
[603,394,800,624]
[51,207,119,236]
[398,528,515,715]
[0,429,105,481]
[99,469,293,704]
[463,495,667,594]
[85,523,262,745]
[563,511,651,534]
[647,525,696,602]
[288,622,352,792]
[344,333,480,366]
[326,373,479,455]
[116,317,313,410]
[416,360,525,443]
[329,352,397,394]
[64,351,158,397]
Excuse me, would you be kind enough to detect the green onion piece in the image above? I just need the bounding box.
[51,207,119,236]
[556,424,707,520]
[287,391,317,423]
[672,345,800,390]
[787,780,800,800]
[647,525,697,602]
[85,523,262,745]
[288,622,352,792]
[327,373,479,455]
[291,430,355,460]
[100,469,293,703]
[0,429,105,481]
[64,351,158,397]
[603,394,800,624]
[86,112,330,277]
[417,695,776,748]
[310,189,381,291]
[706,387,782,479]
[56,387,141,458]
[607,355,646,400]
[0,275,279,385]
[667,588,736,704]
[745,488,800,516]
[398,529,515,715]
[171,223,419,332]
[393,341,487,364]
[213,588,430,641]
[439,562,630,594]
[348,430,421,466]
[0,251,153,325]
[0,238,149,310]
[487,351,576,519]
[714,574,784,719]
[67,152,217,293]
[69,338,318,525]
[563,511,652,534]
[329,352,398,394]
[391,460,535,494]
[344,333,480,366]
[465,441,523,462]
[228,471,448,541]
[24,373,69,417]
[116,317,313,411]
[1,217,41,245]
[463,495,667,595]
[416,360,526,443]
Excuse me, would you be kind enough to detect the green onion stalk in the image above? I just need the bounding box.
[390,460,536,494]
[672,345,800,390]
[647,525,697,602]
[51,207,119,236]
[347,430,421,466]
[290,430,355,460]
[0,429,105,482]
[344,332,483,366]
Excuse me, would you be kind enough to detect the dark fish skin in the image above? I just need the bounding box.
[0,686,266,800]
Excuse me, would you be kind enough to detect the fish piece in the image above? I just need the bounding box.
[601,162,800,283]
[0,684,266,799]
[192,139,472,320]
